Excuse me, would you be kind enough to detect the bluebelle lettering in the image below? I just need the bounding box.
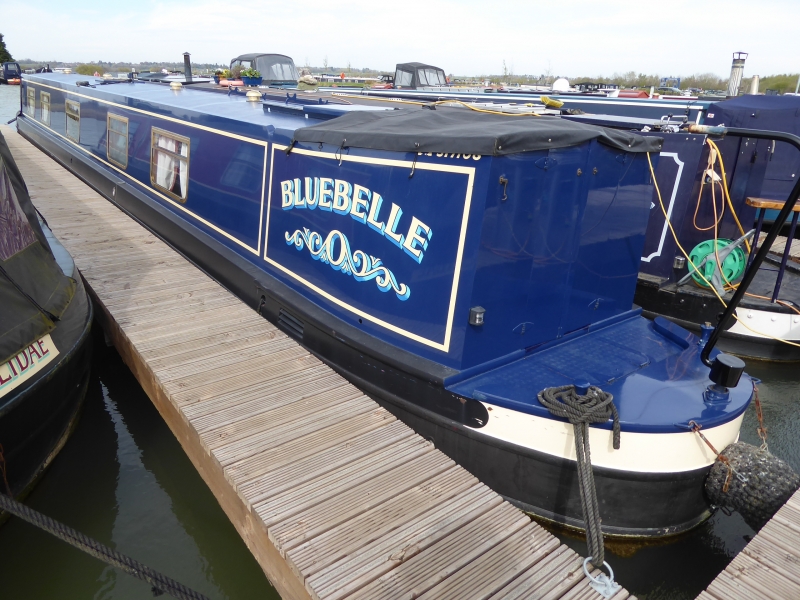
[281,178,433,263]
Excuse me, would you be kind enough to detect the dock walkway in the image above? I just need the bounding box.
[2,125,630,599]
[700,487,800,600]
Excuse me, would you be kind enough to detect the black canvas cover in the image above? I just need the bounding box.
[293,106,664,155]
[0,130,75,365]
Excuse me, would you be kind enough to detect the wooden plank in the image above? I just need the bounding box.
[747,197,800,211]
[267,451,455,552]
[190,371,348,433]
[200,385,363,450]
[286,465,478,578]
[253,438,432,538]
[350,502,529,600]
[173,359,328,410]
[744,531,800,587]
[223,408,396,486]
[308,485,502,600]
[490,547,584,600]
[416,523,561,600]
[214,397,377,467]
[238,419,415,503]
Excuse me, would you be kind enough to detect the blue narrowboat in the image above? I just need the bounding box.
[15,71,754,538]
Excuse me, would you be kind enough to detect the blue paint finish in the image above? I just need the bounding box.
[18,73,753,433]
[449,314,752,433]
[266,143,479,353]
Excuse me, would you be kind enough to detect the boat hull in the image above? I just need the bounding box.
[636,274,800,362]
[0,274,93,507]
[17,118,728,537]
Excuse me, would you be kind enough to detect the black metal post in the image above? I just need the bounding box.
[688,125,800,366]
[772,210,799,302]
[746,208,765,269]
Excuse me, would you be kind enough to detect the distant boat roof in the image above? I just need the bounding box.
[395,62,444,71]
[232,53,294,62]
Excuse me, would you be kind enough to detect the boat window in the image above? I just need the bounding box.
[150,128,190,202]
[416,69,428,86]
[255,56,298,82]
[424,69,443,85]
[25,88,35,117]
[65,99,80,143]
[395,69,412,87]
[107,114,128,169]
[39,92,50,126]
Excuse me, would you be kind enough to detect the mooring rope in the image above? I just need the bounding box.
[0,492,210,600]
[538,384,620,568]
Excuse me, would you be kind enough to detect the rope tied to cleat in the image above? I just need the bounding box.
[538,383,621,598]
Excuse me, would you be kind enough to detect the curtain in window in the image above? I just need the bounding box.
[156,135,178,192]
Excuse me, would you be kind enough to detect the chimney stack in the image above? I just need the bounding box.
[726,52,747,97]
[183,52,192,83]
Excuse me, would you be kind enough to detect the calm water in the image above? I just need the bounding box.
[0,331,280,600]
[1,82,799,599]
[0,84,20,124]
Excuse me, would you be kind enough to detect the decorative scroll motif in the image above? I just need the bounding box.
[285,228,410,301]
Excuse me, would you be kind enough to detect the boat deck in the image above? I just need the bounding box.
[1,123,633,600]
[700,488,800,599]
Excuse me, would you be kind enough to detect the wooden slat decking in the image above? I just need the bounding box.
[2,125,632,600]
[758,232,800,261]
[702,488,800,600]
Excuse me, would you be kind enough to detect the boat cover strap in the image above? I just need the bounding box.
[292,106,664,155]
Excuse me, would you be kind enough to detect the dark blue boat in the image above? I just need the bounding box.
[15,72,754,538]
[0,129,93,511]
[567,103,800,361]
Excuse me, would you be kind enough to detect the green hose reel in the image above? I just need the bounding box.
[688,238,747,288]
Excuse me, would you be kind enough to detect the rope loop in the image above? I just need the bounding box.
[537,384,620,449]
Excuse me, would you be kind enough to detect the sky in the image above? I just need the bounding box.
[3,0,799,78]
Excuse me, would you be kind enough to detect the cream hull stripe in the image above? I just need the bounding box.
[479,402,743,474]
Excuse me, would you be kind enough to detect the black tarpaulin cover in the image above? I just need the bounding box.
[293,106,664,155]
[0,130,75,365]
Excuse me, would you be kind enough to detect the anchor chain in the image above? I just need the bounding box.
[690,420,747,493]
[753,382,769,452]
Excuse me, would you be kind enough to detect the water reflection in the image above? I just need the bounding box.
[0,335,278,599]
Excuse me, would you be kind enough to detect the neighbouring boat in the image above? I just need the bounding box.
[1,62,22,86]
[0,129,93,511]
[326,60,713,123]
[567,107,800,361]
[17,71,755,538]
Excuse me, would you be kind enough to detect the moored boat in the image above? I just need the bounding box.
[16,70,755,538]
[0,128,93,510]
